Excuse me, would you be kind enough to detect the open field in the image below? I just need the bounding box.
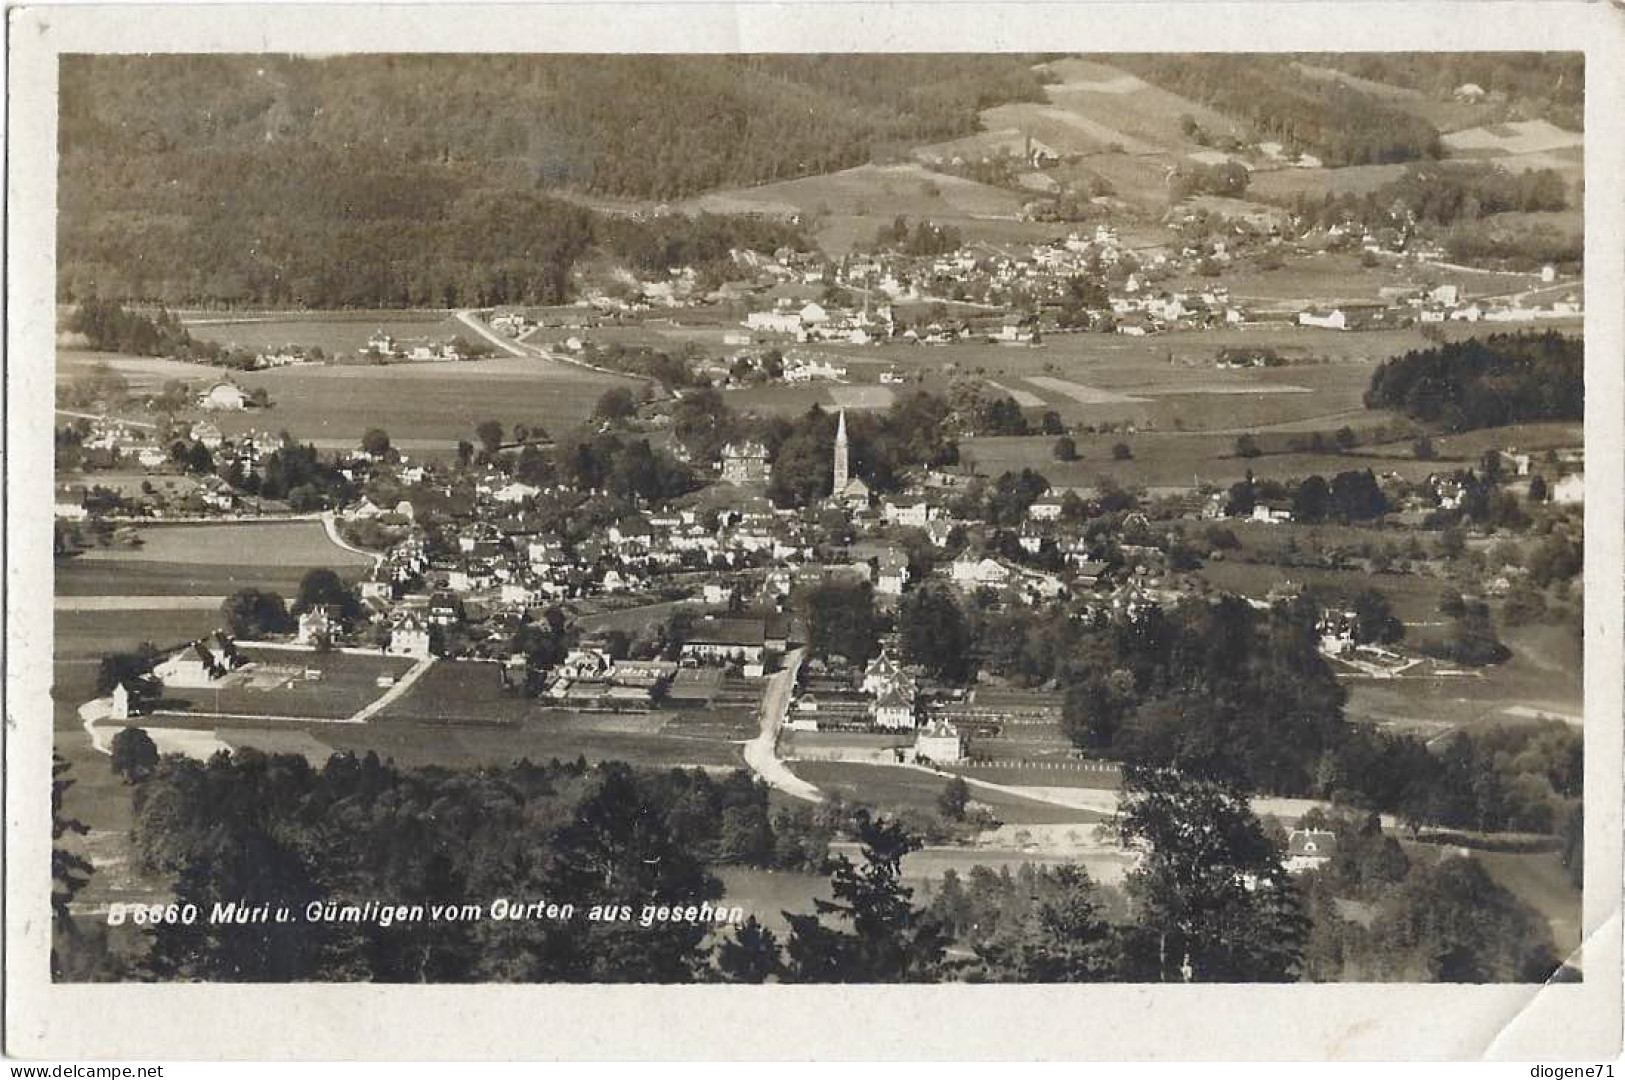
[56,556,358,600]
[1170,253,1536,305]
[1025,375,1147,406]
[59,346,634,446]
[181,311,468,356]
[1359,421,1584,462]
[380,656,760,736]
[322,720,746,770]
[1041,58,1247,148]
[1443,120,1584,158]
[712,326,1425,432]
[946,760,1122,790]
[149,647,415,722]
[690,161,1024,220]
[72,520,369,567]
[379,659,533,724]
[983,379,1047,407]
[961,424,1446,490]
[55,608,227,659]
[790,761,1109,825]
[826,385,896,410]
[686,162,1029,255]
[1249,163,1413,202]
[1200,561,1448,619]
[1343,624,1582,738]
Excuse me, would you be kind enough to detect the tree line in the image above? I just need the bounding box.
[1284,162,1569,231]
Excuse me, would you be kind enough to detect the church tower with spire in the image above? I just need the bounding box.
[832,408,850,494]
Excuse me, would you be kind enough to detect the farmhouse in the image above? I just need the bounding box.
[198,382,250,411]
[875,550,910,597]
[872,685,917,730]
[155,632,246,689]
[915,716,967,764]
[1553,473,1584,505]
[1252,500,1294,525]
[681,616,768,676]
[297,605,335,646]
[950,554,1012,587]
[882,498,932,528]
[1285,829,1338,874]
[1027,496,1065,522]
[388,612,432,659]
[192,421,225,449]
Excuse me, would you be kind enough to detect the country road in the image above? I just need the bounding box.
[455,308,665,388]
[743,647,822,801]
[454,308,529,357]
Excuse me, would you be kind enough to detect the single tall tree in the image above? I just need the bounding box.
[781,812,951,982]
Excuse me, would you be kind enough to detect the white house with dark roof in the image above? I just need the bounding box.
[1285,829,1338,874]
[915,716,967,763]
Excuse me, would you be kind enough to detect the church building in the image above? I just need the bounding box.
[829,409,871,506]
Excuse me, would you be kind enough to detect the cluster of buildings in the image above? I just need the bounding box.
[365,331,467,362]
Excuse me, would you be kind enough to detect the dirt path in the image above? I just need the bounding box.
[347,656,436,723]
[743,648,822,801]
[321,510,385,571]
[454,309,529,357]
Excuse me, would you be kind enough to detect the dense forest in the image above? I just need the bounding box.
[61,55,1049,199]
[1300,53,1584,131]
[1364,332,1584,432]
[1110,55,1444,166]
[58,167,810,309]
[58,54,1049,306]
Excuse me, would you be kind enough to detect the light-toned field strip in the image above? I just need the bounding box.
[1024,375,1149,405]
[1134,382,1314,396]
[1502,705,1583,726]
[984,380,1048,408]
[827,385,896,410]
[55,595,226,611]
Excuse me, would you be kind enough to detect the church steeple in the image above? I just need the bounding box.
[832,408,850,493]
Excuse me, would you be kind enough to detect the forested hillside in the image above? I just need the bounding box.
[1109,55,1444,166]
[1301,52,1584,130]
[60,55,1047,198]
[58,54,1047,305]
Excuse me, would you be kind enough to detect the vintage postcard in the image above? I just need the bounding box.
[6,1,1622,1062]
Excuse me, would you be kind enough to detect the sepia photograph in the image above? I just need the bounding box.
[7,1,1622,1063]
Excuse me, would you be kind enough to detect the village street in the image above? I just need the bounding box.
[743,647,822,801]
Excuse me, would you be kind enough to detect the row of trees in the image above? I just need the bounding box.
[1225,468,1389,523]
